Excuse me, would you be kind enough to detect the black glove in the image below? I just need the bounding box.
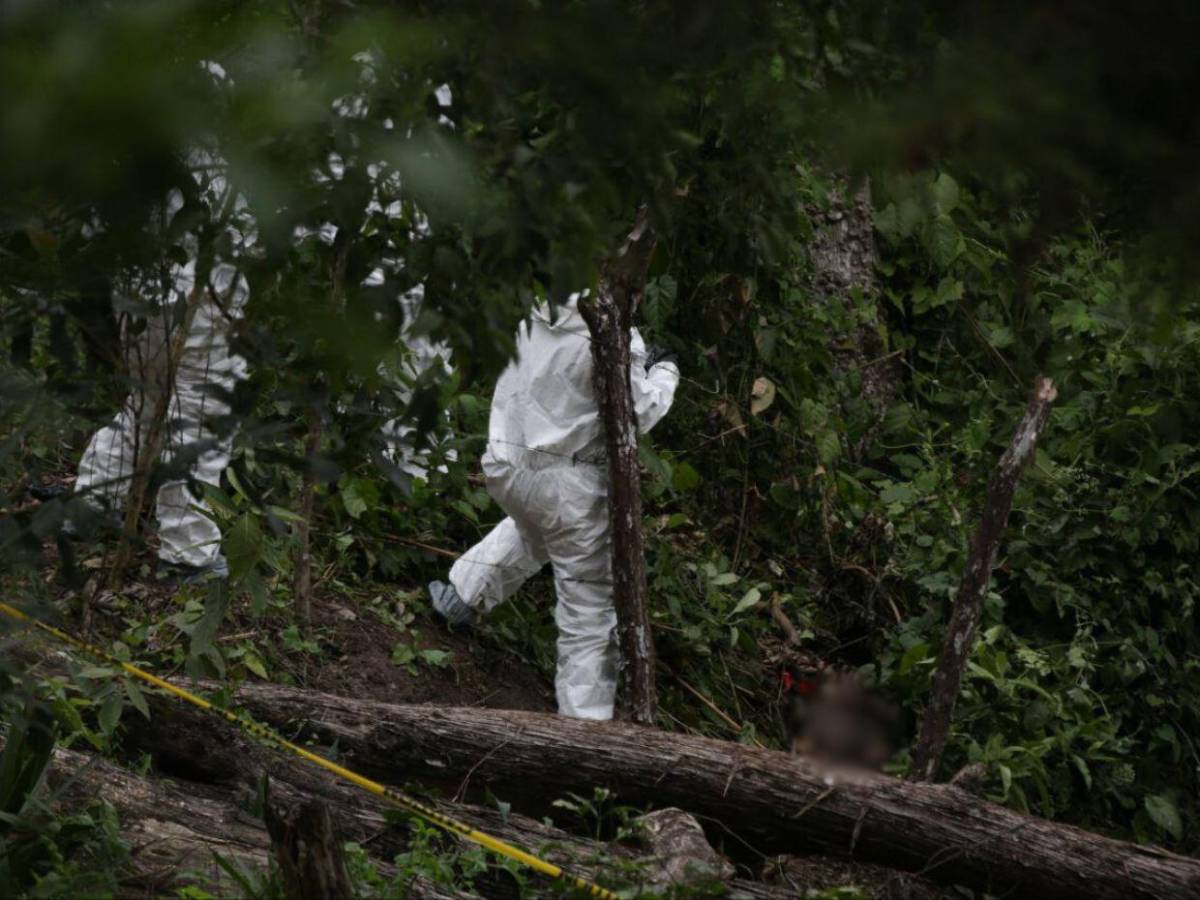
[646,344,679,370]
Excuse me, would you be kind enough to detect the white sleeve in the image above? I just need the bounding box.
[629,328,680,434]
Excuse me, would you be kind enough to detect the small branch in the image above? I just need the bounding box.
[675,677,764,748]
[769,594,801,647]
[910,376,1057,781]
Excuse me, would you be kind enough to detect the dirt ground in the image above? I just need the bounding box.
[303,592,556,713]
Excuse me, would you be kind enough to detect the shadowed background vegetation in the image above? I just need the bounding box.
[1,0,1198,894]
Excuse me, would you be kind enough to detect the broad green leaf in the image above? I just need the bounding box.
[731,587,762,615]
[243,653,268,680]
[815,429,840,465]
[421,649,452,668]
[124,677,150,719]
[925,214,962,269]
[224,512,264,584]
[898,642,930,676]
[671,461,701,492]
[1145,793,1182,840]
[879,482,915,505]
[932,172,960,214]
[341,477,378,520]
[98,692,123,736]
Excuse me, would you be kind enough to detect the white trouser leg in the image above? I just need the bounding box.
[487,462,617,720]
[450,516,549,612]
[543,475,616,721]
[155,363,238,568]
[75,404,139,511]
[75,312,171,511]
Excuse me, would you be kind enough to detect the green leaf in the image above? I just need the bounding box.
[709,572,739,587]
[643,274,677,332]
[123,678,150,719]
[243,652,268,680]
[340,477,378,520]
[421,649,452,668]
[932,172,960,215]
[1071,755,1092,791]
[671,461,701,492]
[224,512,264,584]
[898,642,930,676]
[815,429,840,465]
[391,643,417,666]
[797,398,828,433]
[78,665,116,679]
[1145,793,1183,840]
[879,482,915,505]
[189,581,229,660]
[731,587,762,616]
[98,692,123,737]
[925,214,962,269]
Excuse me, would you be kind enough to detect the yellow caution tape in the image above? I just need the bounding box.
[0,601,617,899]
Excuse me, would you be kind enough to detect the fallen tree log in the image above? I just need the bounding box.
[40,744,466,899]
[185,681,1200,900]
[123,695,802,898]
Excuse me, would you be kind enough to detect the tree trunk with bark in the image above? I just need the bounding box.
[579,213,659,725]
[265,796,354,900]
[168,681,1200,900]
[911,376,1058,782]
[807,176,901,457]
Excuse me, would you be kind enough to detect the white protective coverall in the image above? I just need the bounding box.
[74,147,253,572]
[448,293,679,719]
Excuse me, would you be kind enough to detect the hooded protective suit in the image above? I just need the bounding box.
[447,293,679,719]
[74,150,253,573]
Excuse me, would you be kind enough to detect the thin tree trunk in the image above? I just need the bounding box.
[106,271,210,591]
[579,213,659,725]
[170,681,1200,900]
[291,235,347,626]
[910,376,1058,781]
[292,412,323,626]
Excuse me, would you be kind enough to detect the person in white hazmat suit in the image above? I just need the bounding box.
[429,292,680,720]
[71,69,253,579]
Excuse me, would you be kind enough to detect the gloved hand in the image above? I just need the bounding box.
[646,344,679,370]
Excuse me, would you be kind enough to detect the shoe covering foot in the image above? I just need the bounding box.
[429,580,476,627]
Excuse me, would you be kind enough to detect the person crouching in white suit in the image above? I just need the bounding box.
[429,292,679,720]
[70,151,253,582]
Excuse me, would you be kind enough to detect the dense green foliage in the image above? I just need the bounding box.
[2,0,1199,895]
